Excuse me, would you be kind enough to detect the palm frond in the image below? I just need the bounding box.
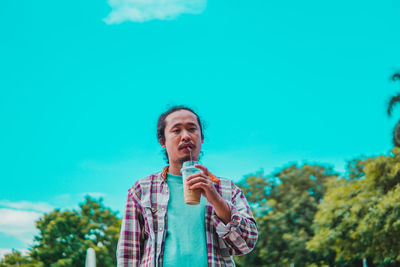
[387,94,400,116]
[391,73,400,81]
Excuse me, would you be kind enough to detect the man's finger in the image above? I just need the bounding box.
[189,182,208,190]
[194,164,209,175]
[186,172,205,181]
[186,176,209,185]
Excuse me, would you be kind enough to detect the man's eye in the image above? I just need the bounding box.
[189,128,197,131]
[172,129,180,133]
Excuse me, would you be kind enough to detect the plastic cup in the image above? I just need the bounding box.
[180,161,202,205]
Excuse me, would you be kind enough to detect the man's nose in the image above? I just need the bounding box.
[181,130,191,141]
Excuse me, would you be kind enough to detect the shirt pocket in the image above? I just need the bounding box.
[142,205,156,240]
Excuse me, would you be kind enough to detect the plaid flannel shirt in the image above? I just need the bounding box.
[117,167,258,267]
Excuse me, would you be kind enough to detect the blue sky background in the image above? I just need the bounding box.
[1,0,400,256]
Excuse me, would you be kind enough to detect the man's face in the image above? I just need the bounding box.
[160,109,203,165]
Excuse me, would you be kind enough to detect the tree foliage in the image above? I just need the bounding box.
[235,164,338,267]
[30,196,121,267]
[308,147,400,266]
[0,249,40,267]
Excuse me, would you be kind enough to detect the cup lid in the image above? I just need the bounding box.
[182,160,199,168]
[180,161,200,173]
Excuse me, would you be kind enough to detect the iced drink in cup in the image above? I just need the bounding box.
[180,161,202,205]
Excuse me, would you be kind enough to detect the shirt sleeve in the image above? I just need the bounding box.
[117,187,143,266]
[211,181,258,256]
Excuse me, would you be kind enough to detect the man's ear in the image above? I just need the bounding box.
[159,138,166,148]
[201,135,204,144]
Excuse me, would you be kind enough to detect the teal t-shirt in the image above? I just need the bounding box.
[163,173,208,267]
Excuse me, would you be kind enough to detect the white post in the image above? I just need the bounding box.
[363,258,367,267]
[85,248,96,267]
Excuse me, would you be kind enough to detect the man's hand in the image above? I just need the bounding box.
[186,164,232,224]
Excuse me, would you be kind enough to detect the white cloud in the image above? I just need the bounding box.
[104,0,207,24]
[0,200,55,249]
[0,208,42,246]
[0,200,53,213]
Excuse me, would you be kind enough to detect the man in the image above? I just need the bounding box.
[117,106,258,267]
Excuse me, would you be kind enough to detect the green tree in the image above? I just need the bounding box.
[234,171,270,266]
[387,73,400,147]
[0,249,40,267]
[308,147,400,266]
[345,156,369,180]
[236,164,338,267]
[30,196,121,267]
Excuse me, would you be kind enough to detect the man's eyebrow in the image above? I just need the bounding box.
[170,122,198,129]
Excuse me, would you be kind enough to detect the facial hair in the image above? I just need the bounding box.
[179,155,191,164]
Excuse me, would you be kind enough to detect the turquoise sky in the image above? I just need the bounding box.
[1,0,400,255]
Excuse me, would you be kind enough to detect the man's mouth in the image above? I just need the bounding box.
[179,143,194,150]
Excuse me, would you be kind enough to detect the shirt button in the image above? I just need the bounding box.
[159,227,163,231]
